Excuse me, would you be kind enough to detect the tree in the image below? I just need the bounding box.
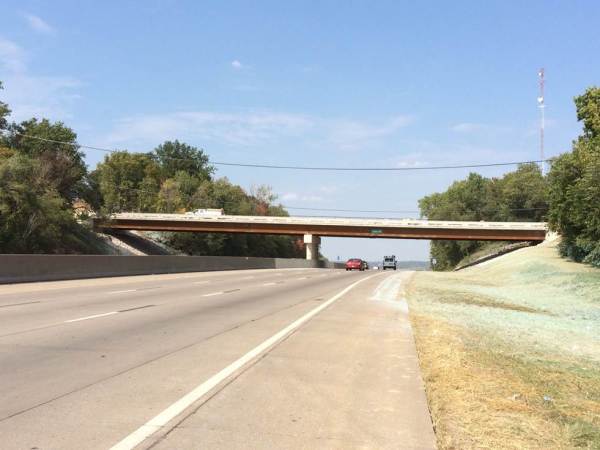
[574,87,600,139]
[548,87,600,266]
[0,81,10,132]
[7,119,86,201]
[156,179,184,213]
[498,163,548,222]
[420,169,549,270]
[92,151,160,213]
[153,140,214,181]
[0,153,80,253]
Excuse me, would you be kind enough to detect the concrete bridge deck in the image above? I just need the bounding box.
[94,213,547,242]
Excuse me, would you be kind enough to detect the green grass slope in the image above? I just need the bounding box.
[407,239,600,449]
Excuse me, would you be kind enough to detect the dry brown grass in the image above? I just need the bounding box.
[407,294,600,449]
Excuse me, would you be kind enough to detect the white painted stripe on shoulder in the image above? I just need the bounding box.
[110,273,380,450]
[108,289,137,294]
[192,281,211,285]
[64,311,119,323]
[262,282,276,286]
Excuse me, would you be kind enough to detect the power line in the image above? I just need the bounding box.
[100,185,548,216]
[3,130,556,172]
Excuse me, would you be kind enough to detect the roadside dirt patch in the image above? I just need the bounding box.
[425,287,550,315]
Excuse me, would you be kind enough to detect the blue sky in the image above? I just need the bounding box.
[1,1,598,261]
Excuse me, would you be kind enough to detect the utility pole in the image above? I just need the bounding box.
[538,68,545,175]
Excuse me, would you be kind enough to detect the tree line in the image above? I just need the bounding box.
[420,86,600,270]
[0,81,303,257]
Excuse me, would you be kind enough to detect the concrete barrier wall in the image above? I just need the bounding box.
[0,255,341,284]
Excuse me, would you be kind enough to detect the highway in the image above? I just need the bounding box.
[0,269,436,449]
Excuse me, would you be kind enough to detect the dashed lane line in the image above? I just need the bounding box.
[63,305,156,323]
[202,292,224,297]
[63,311,119,323]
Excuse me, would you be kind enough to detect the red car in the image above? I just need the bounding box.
[345,258,365,271]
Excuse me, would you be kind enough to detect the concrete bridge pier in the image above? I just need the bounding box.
[304,234,321,260]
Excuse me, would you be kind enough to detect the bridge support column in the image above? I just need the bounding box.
[304,234,320,260]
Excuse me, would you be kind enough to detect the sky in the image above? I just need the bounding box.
[1,1,599,262]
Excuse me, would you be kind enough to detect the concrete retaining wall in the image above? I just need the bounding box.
[0,255,341,284]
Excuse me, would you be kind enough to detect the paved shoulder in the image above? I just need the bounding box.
[149,272,436,449]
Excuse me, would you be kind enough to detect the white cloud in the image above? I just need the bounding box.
[0,38,26,72]
[23,13,55,35]
[105,111,313,148]
[0,37,81,121]
[450,122,512,134]
[103,111,414,152]
[327,115,413,150]
[231,60,243,70]
[450,122,485,133]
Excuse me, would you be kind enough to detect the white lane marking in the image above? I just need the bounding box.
[297,277,308,280]
[108,289,137,294]
[64,311,118,323]
[262,282,276,286]
[240,276,255,280]
[202,292,224,297]
[192,281,211,285]
[110,273,380,450]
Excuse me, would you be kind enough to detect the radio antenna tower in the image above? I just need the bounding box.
[537,68,545,175]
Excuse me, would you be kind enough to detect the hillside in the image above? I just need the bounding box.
[407,239,600,449]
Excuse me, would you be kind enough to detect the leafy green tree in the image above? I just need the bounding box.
[93,151,160,213]
[153,140,213,180]
[574,87,600,138]
[7,119,86,201]
[0,153,82,253]
[498,163,548,221]
[420,169,548,270]
[156,179,184,213]
[548,86,600,266]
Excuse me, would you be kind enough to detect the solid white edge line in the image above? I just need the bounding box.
[64,311,119,323]
[108,289,137,294]
[110,273,380,450]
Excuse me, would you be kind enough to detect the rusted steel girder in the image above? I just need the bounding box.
[93,218,546,241]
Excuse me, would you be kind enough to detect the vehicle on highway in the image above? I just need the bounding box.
[382,255,397,270]
[361,260,369,270]
[345,258,365,271]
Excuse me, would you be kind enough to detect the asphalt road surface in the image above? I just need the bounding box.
[0,268,436,449]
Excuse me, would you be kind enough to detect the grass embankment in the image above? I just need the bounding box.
[407,240,600,449]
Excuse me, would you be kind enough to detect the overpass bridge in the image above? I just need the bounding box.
[94,213,548,260]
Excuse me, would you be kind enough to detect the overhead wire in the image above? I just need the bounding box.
[2,130,549,217]
[2,130,556,172]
